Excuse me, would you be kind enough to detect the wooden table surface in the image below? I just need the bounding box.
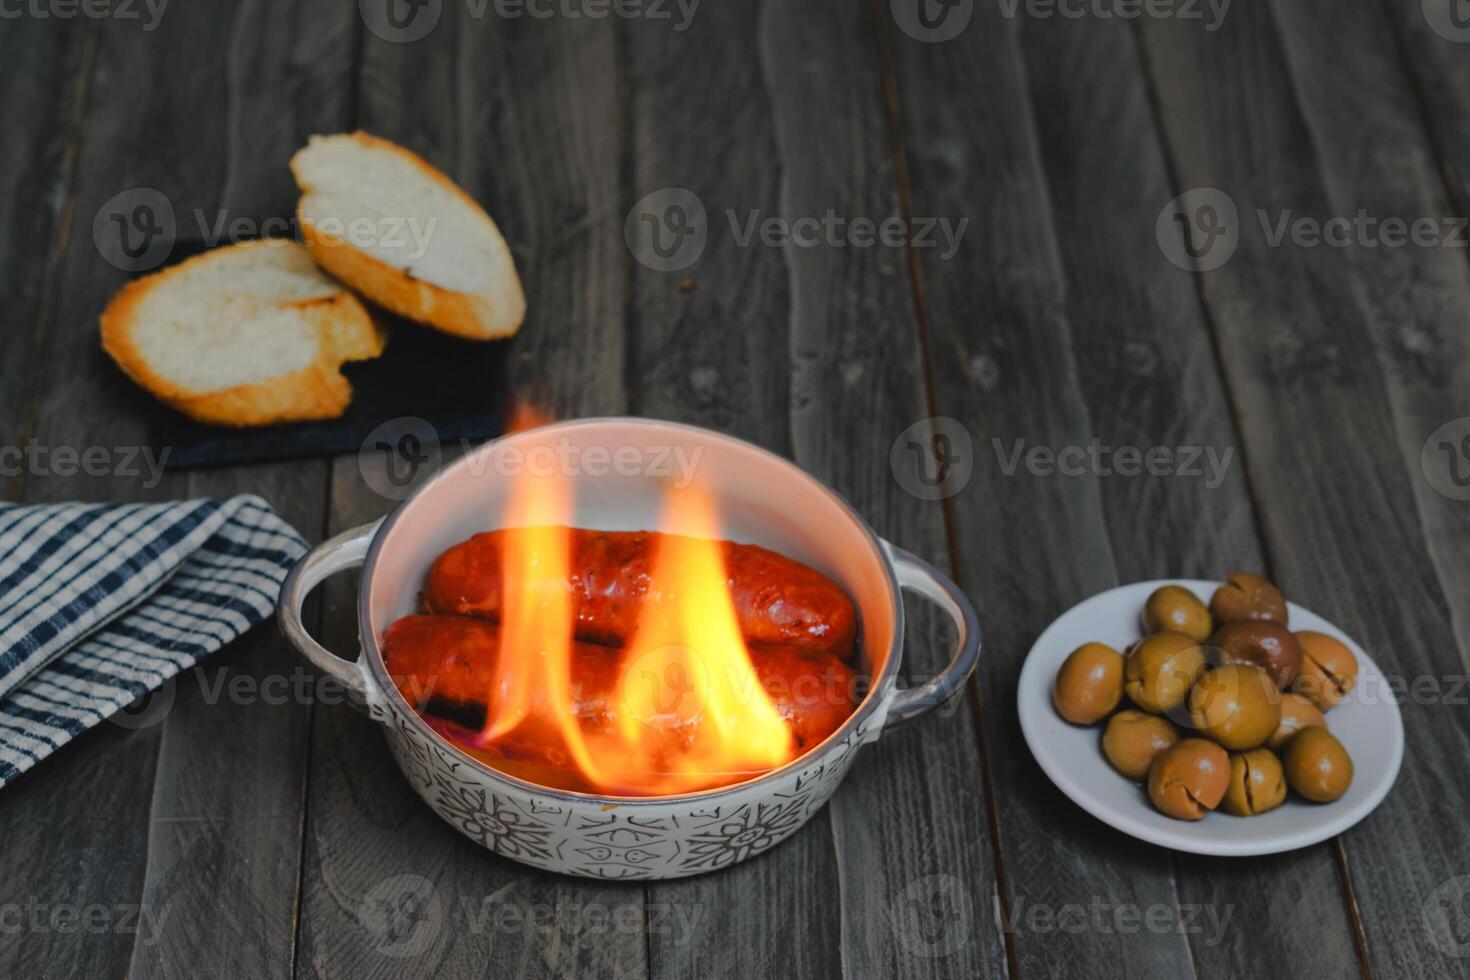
[4,1,1470,977]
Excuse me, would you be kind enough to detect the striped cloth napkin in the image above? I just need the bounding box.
[0,495,305,788]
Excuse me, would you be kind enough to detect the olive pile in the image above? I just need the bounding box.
[1052,573,1358,821]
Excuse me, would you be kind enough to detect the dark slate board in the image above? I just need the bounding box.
[119,236,514,469]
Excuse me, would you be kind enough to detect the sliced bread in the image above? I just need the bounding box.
[291,132,526,340]
[100,239,387,427]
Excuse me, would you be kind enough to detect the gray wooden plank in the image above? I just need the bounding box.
[1262,0,1470,972]
[0,15,183,980]
[623,0,1010,976]
[623,2,832,974]
[1137,4,1470,977]
[766,4,1008,977]
[1352,0,1470,734]
[0,3,348,976]
[1387,0,1470,221]
[0,16,89,470]
[116,0,355,976]
[296,9,642,978]
[883,5,1204,979]
[1012,14,1361,980]
[770,3,1011,975]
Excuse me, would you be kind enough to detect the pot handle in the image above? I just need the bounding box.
[276,520,385,717]
[882,545,982,732]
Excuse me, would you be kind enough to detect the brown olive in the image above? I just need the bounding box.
[1210,620,1303,689]
[1187,664,1282,750]
[1283,726,1354,802]
[1053,642,1124,724]
[1102,710,1182,781]
[1294,631,1359,710]
[1143,586,1213,642]
[1210,572,1289,626]
[1147,738,1230,820]
[1221,748,1287,816]
[1266,693,1327,751]
[1124,632,1207,714]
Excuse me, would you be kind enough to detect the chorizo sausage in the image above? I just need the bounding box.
[382,614,860,760]
[420,528,858,658]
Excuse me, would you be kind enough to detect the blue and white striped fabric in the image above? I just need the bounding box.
[0,494,305,788]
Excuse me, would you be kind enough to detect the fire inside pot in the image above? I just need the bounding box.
[382,477,864,796]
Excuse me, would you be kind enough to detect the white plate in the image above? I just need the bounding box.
[1017,580,1404,857]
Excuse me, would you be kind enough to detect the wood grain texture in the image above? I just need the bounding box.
[767,2,1008,976]
[0,16,89,473]
[1013,15,1361,980]
[884,4,1208,978]
[1386,0,1470,216]
[622,3,828,976]
[626,0,1006,975]
[121,1,354,976]
[0,2,348,977]
[916,257,1189,977]
[1138,3,1470,977]
[1292,0,1470,734]
[0,12,184,980]
[1,1,1461,977]
[296,8,641,979]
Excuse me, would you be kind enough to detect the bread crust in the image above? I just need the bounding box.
[292,132,526,340]
[99,241,387,428]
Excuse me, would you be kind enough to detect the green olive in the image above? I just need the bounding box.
[1186,664,1281,751]
[1266,693,1327,751]
[1210,620,1303,690]
[1143,585,1213,642]
[1124,632,1207,714]
[1294,631,1359,710]
[1210,572,1289,626]
[1283,726,1353,803]
[1102,710,1181,781]
[1221,748,1287,816]
[1053,642,1124,724]
[1147,738,1229,820]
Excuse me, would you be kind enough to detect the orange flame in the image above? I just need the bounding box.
[505,401,551,435]
[476,466,623,787]
[615,484,795,791]
[472,420,798,795]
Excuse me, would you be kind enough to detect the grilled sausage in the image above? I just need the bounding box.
[420,528,858,658]
[382,614,861,757]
